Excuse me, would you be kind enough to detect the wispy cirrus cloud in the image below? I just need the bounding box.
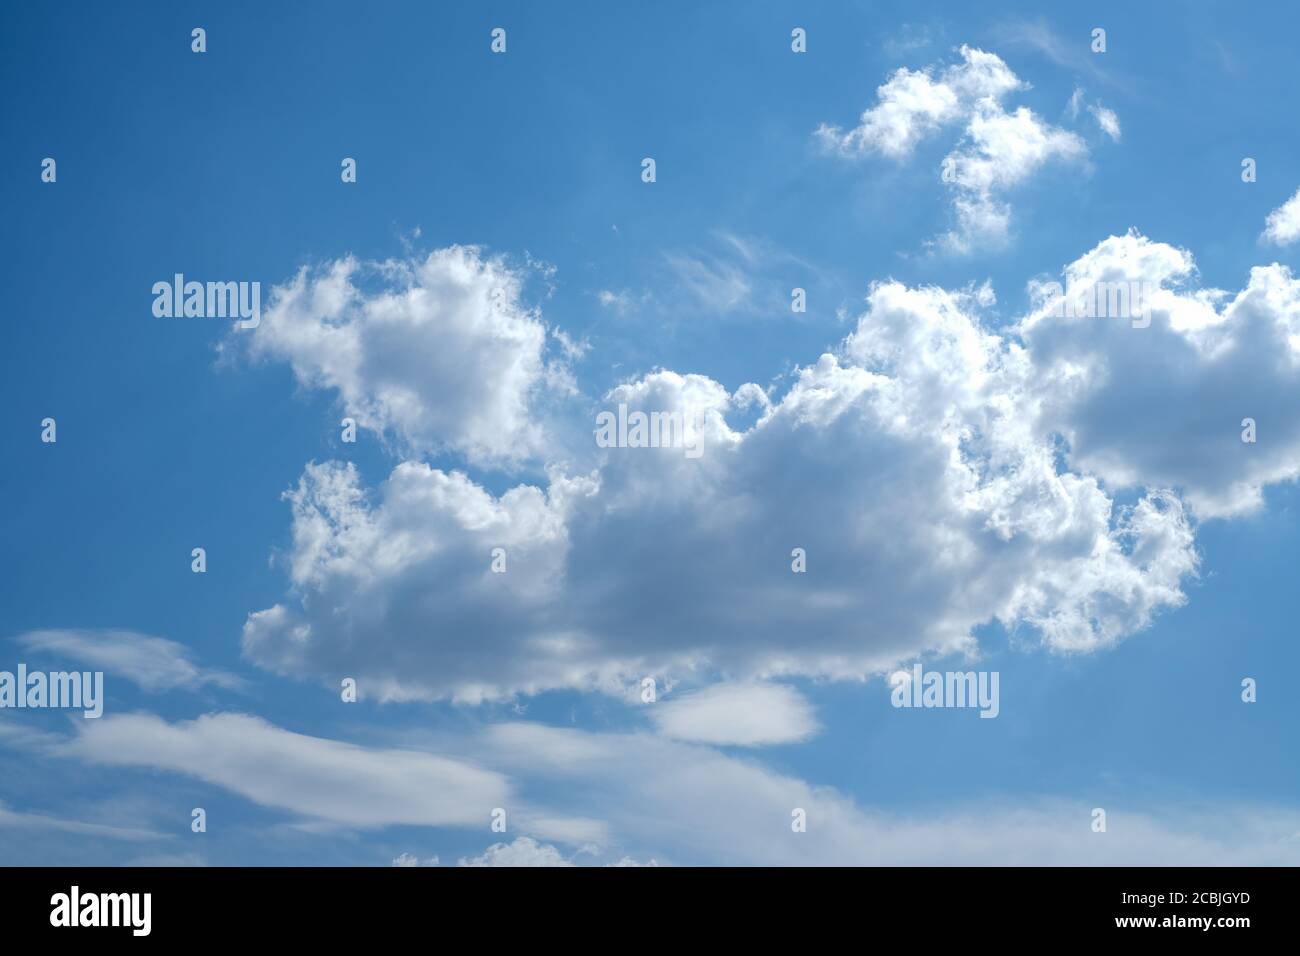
[14,629,244,693]
[997,19,1131,93]
[0,800,166,842]
[659,230,829,318]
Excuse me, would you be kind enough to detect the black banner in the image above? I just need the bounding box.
[0,866,1284,942]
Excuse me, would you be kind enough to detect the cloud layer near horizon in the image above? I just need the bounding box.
[16,711,1300,866]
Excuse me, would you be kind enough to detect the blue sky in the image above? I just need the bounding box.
[2,1,1299,866]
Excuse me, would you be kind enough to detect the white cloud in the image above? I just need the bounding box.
[947,105,1086,195]
[24,710,1300,866]
[241,460,598,704]
[457,836,573,867]
[937,103,1086,252]
[935,193,1010,254]
[14,629,243,693]
[657,232,823,319]
[596,289,635,313]
[58,713,509,828]
[241,238,1233,701]
[1067,86,1085,120]
[819,45,1093,253]
[470,722,1300,865]
[650,681,818,746]
[1089,103,1121,141]
[392,852,440,867]
[816,45,1021,159]
[1263,187,1300,246]
[662,251,754,313]
[1019,230,1300,517]
[1000,19,1124,90]
[0,800,165,842]
[239,246,573,468]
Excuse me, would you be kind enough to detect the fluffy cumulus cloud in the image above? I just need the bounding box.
[816,45,1023,158]
[226,229,1300,701]
[240,246,574,468]
[938,102,1086,252]
[241,460,600,703]
[457,836,573,867]
[1020,230,1300,518]
[1263,186,1300,246]
[817,45,1099,253]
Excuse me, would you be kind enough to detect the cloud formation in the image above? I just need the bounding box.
[471,722,1300,865]
[0,800,165,842]
[240,246,574,468]
[227,232,1300,701]
[1089,103,1121,141]
[1020,230,1300,517]
[649,681,819,746]
[36,712,1300,866]
[817,45,1023,159]
[817,45,1098,252]
[14,629,243,693]
[60,713,509,828]
[1263,187,1300,246]
[457,836,573,867]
